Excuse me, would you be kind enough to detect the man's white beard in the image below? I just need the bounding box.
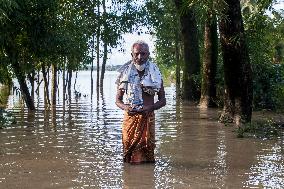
[134,63,146,71]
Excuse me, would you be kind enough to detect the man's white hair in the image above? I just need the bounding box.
[131,40,149,52]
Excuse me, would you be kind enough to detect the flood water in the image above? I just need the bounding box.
[0,71,283,189]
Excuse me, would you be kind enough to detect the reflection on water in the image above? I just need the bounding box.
[209,129,227,188]
[0,71,283,188]
[245,143,284,188]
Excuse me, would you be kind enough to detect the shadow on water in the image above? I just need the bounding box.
[0,71,283,188]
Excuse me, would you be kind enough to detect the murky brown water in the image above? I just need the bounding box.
[0,71,283,188]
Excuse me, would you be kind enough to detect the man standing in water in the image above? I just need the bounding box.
[115,40,166,164]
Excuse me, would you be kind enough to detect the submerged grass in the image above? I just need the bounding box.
[0,85,16,129]
[0,109,16,129]
[237,119,284,139]
[0,85,10,108]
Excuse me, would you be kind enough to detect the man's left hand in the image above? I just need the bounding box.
[138,105,153,114]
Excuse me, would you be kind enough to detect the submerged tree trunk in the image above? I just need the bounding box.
[41,63,50,106]
[218,0,253,125]
[175,30,181,97]
[174,0,201,101]
[51,63,57,105]
[67,66,72,101]
[57,69,60,101]
[8,50,35,110]
[91,34,95,97]
[100,0,107,89]
[74,71,78,92]
[96,1,101,89]
[63,58,67,104]
[96,38,100,89]
[100,42,107,88]
[199,13,218,108]
[35,70,41,95]
[27,69,35,102]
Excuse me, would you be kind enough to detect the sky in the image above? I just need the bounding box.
[275,0,284,7]
[108,1,284,66]
[108,33,155,66]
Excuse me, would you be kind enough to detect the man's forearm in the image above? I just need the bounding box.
[151,98,166,111]
[116,100,128,111]
[115,101,125,110]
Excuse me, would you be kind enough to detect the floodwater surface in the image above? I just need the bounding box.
[0,71,283,189]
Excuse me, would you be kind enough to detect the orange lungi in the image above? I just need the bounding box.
[122,111,155,164]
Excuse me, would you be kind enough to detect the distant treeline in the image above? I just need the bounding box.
[82,65,123,71]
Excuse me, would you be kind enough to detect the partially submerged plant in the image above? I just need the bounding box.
[237,119,283,139]
[0,109,16,129]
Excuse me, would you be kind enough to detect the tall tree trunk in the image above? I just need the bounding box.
[74,71,78,91]
[8,50,35,110]
[41,63,50,106]
[100,0,107,89]
[36,70,41,95]
[67,66,72,101]
[27,69,35,102]
[51,106,57,128]
[51,63,57,105]
[174,0,201,101]
[175,30,181,97]
[100,42,107,88]
[96,1,101,89]
[63,58,66,104]
[91,34,95,97]
[199,13,218,108]
[218,0,253,125]
[57,69,60,100]
[96,37,100,89]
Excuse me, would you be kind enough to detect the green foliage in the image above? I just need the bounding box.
[0,109,16,129]
[243,1,284,110]
[0,0,18,26]
[184,0,228,23]
[144,0,182,71]
[0,0,150,83]
[0,61,12,85]
[158,63,175,86]
[80,0,146,70]
[253,63,284,110]
[0,0,88,72]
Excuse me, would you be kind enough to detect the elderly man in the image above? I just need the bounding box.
[115,40,166,164]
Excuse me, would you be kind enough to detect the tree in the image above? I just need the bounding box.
[145,0,182,94]
[1,0,37,110]
[242,0,284,110]
[199,13,218,108]
[218,0,253,125]
[174,0,201,101]
[196,1,219,108]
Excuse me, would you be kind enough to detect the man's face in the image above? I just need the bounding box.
[131,44,149,65]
